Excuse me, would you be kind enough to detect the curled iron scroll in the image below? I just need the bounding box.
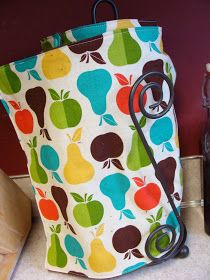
[129,71,187,263]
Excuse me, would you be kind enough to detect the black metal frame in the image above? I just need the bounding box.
[129,72,188,262]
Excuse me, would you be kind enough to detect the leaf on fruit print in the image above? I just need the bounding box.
[103,114,117,126]
[164,142,174,152]
[72,128,82,142]
[166,62,169,73]
[156,207,163,221]
[63,91,70,99]
[70,192,85,203]
[49,226,54,232]
[29,70,41,81]
[146,218,154,223]
[48,89,60,100]
[78,258,87,270]
[122,209,136,219]
[160,101,167,110]
[87,194,93,202]
[8,100,20,110]
[129,125,136,131]
[90,52,106,64]
[96,224,104,237]
[36,187,45,198]
[80,54,87,62]
[52,171,63,183]
[131,249,144,258]
[139,116,146,128]
[56,224,61,233]
[124,252,129,259]
[114,73,129,86]
[174,192,181,201]
[150,43,161,54]
[102,160,109,169]
[132,177,144,187]
[111,159,124,170]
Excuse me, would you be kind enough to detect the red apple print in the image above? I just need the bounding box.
[9,100,33,134]
[36,187,59,221]
[133,177,161,211]
[115,73,147,115]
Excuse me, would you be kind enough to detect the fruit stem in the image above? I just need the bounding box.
[67,134,72,143]
[143,176,146,185]
[129,74,132,85]
[27,71,31,80]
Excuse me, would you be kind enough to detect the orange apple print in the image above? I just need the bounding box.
[36,187,59,221]
[8,100,33,134]
[133,177,161,211]
[114,73,147,115]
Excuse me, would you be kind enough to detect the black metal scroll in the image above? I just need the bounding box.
[92,0,119,24]
[129,71,188,262]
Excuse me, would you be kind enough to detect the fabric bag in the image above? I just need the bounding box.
[0,0,188,278]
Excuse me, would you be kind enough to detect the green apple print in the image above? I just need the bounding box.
[166,62,173,83]
[40,145,63,183]
[27,136,48,184]
[48,224,68,268]
[65,234,87,270]
[135,26,161,53]
[71,193,104,228]
[0,65,21,95]
[127,116,153,171]
[150,117,174,152]
[108,29,141,66]
[48,89,82,129]
[100,173,135,220]
[77,69,117,126]
[14,56,41,81]
[146,207,170,257]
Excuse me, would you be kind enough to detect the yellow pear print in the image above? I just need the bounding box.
[116,19,134,30]
[88,224,116,273]
[64,128,94,185]
[42,49,71,79]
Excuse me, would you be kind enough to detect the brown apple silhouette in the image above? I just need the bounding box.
[112,225,143,259]
[91,132,124,170]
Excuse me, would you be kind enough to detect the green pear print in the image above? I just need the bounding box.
[108,29,141,66]
[48,224,68,268]
[27,136,48,184]
[48,88,82,129]
[146,207,170,257]
[0,65,21,94]
[127,116,153,171]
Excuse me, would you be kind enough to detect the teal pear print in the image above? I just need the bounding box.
[77,69,117,126]
[108,29,141,66]
[14,56,41,80]
[48,224,68,268]
[27,136,48,184]
[136,26,161,53]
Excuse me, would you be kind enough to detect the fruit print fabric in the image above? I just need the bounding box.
[0,19,183,279]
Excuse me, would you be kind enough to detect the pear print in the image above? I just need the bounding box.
[47,224,68,268]
[88,224,116,273]
[51,185,76,234]
[108,29,141,66]
[14,56,41,81]
[64,128,94,184]
[65,235,87,270]
[26,86,51,140]
[91,132,124,170]
[136,26,160,53]
[27,136,48,184]
[0,64,21,94]
[77,69,117,126]
[42,49,71,79]
[100,173,135,220]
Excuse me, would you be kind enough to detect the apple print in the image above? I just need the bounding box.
[14,56,41,80]
[8,100,33,134]
[36,187,59,221]
[133,177,161,210]
[115,73,147,115]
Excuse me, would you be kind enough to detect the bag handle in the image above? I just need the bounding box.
[92,0,119,24]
